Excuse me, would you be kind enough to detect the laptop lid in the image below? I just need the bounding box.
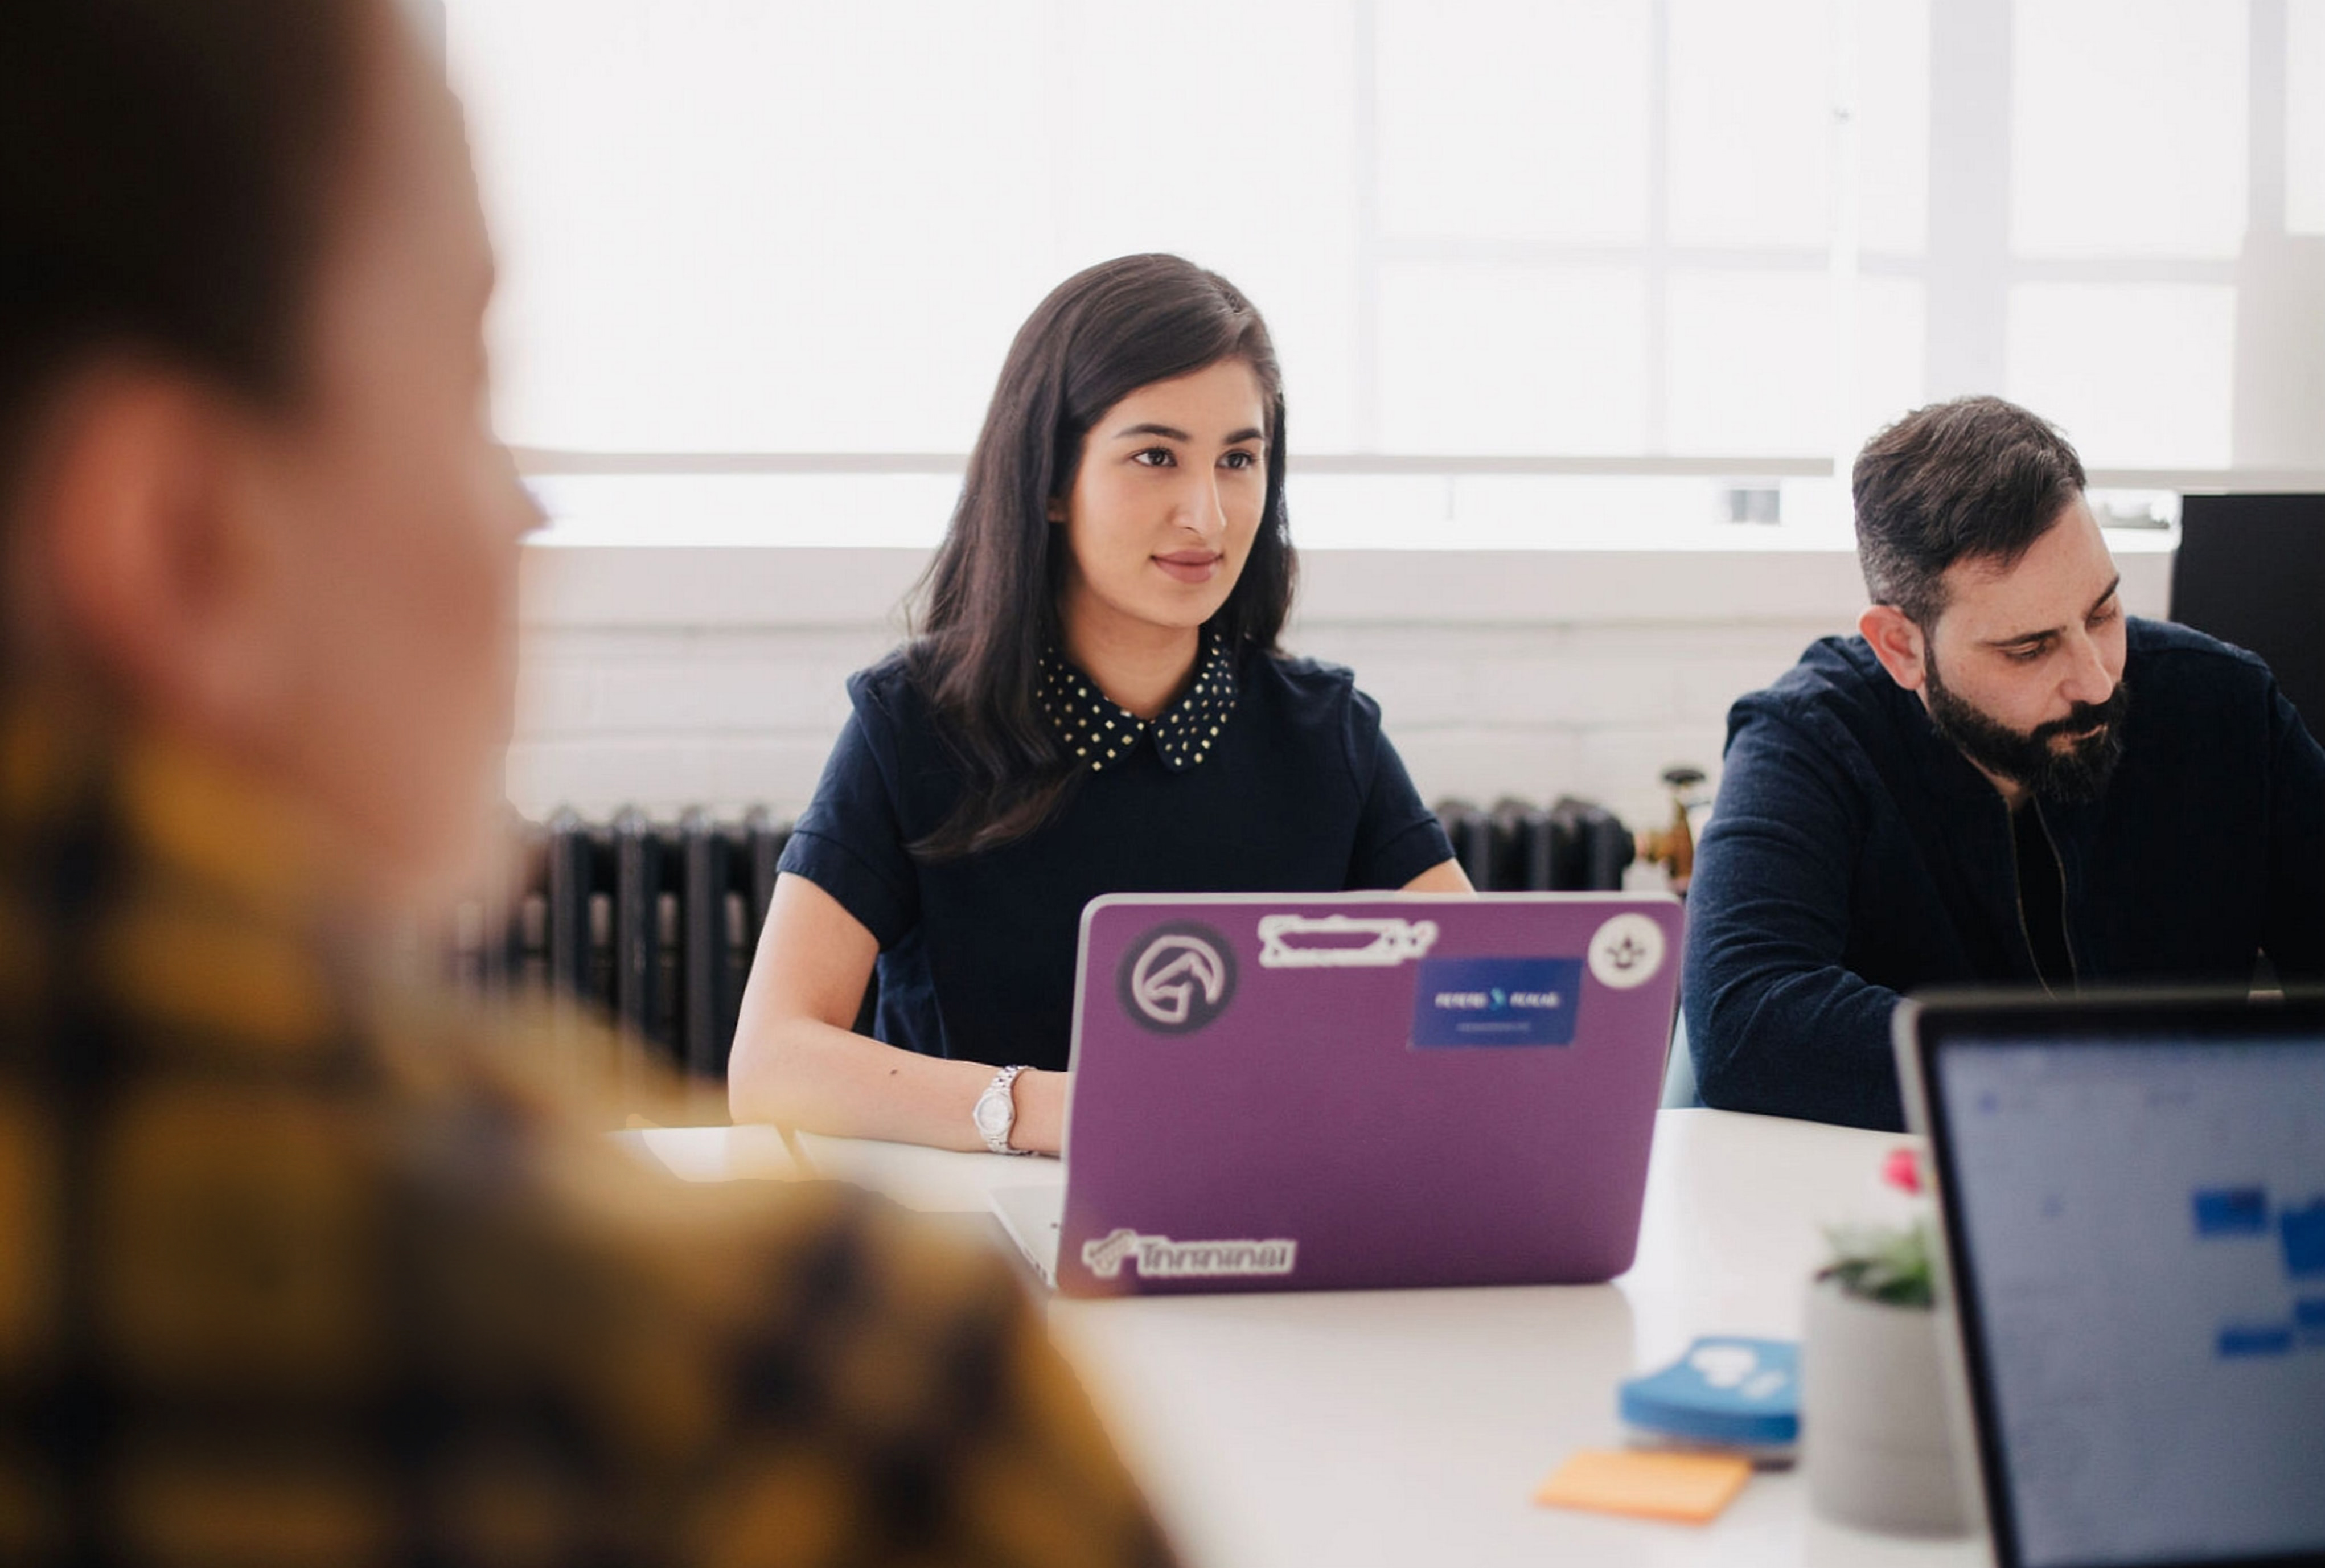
[1898,991,2325,1568]
[1050,892,1682,1298]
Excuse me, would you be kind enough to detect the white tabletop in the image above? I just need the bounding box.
[630,1110,1987,1568]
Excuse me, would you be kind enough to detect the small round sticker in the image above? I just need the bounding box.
[1587,913,1666,990]
[1118,922,1238,1035]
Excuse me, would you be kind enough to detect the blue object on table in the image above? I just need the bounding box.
[1620,1337,1800,1456]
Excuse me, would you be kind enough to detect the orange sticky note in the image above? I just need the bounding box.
[1533,1448,1753,1524]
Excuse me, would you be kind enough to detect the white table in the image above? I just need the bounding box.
[631,1110,1987,1568]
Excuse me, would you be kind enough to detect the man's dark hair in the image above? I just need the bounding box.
[0,1,367,559]
[1852,395,2088,627]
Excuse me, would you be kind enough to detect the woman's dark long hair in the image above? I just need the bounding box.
[906,254,1297,860]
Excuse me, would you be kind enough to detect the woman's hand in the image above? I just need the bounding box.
[729,872,1050,1152]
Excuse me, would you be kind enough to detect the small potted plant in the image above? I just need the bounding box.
[1801,1214,1971,1536]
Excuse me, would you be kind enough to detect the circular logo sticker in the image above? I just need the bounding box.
[1587,912,1666,990]
[1118,922,1238,1035]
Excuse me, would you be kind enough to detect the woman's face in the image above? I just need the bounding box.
[1053,356,1269,643]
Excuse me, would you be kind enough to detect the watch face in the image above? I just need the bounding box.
[974,1094,1009,1138]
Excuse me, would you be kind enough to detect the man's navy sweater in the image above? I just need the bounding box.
[1683,617,2325,1131]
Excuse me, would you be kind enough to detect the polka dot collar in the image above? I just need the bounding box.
[1038,632,1239,774]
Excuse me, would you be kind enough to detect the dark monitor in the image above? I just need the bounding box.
[2169,494,2325,738]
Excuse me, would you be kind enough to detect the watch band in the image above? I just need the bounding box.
[974,1064,1033,1155]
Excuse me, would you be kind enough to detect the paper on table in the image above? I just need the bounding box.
[1533,1448,1753,1525]
[625,1124,805,1182]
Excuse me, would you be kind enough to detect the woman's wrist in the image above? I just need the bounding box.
[1009,1068,1067,1155]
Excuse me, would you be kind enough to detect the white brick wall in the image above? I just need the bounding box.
[508,541,2176,832]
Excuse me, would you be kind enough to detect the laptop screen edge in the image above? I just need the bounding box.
[1900,988,2325,1568]
[1894,996,2007,1566]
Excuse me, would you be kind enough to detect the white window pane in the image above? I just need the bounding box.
[1851,277,1926,447]
[1666,271,1833,456]
[527,474,957,547]
[2291,0,2325,236]
[1376,0,1651,244]
[453,1,1057,453]
[2011,0,2248,258]
[1377,265,1649,453]
[2004,284,2235,468]
[1280,475,1449,549]
[1057,0,1359,451]
[1855,0,1930,255]
[1667,0,1832,247]
[1448,475,1736,547]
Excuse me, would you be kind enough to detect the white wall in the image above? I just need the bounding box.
[508,540,2176,833]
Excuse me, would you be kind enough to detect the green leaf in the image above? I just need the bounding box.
[1817,1220,1935,1308]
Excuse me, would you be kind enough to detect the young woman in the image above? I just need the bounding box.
[728,254,1468,1153]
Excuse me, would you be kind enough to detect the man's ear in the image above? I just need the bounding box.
[34,364,283,733]
[1859,602,1930,693]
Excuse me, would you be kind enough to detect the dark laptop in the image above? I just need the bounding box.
[1897,991,2325,1568]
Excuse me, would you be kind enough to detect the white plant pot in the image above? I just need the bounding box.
[1801,1277,1971,1537]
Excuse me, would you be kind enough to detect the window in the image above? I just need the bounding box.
[446,1,2324,544]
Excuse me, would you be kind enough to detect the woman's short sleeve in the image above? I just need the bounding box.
[776,688,921,950]
[1342,687,1456,890]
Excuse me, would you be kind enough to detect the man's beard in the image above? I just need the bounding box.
[1924,656,2130,803]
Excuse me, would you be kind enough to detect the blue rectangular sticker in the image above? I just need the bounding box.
[2192,1187,2269,1238]
[2285,1200,2325,1278]
[1410,957,1583,1048]
[2217,1324,2295,1359]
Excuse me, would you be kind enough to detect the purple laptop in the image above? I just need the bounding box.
[991,892,1683,1298]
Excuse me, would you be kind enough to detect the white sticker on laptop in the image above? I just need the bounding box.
[1081,1228,1299,1280]
[1256,914,1438,968]
[1587,913,1666,990]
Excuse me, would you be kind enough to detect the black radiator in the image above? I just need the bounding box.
[1431,796,1636,893]
[449,808,790,1081]
[455,797,1628,1079]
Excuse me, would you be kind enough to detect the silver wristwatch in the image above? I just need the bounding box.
[973,1064,1034,1155]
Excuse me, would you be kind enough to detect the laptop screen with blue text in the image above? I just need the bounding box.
[1933,1033,2325,1568]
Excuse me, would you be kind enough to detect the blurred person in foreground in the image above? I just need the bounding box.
[1683,396,2325,1132]
[0,2,1173,1563]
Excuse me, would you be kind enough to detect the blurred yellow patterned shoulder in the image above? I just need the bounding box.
[684,1440,857,1568]
[117,1443,389,1568]
[0,1447,59,1565]
[0,894,41,1016]
[0,1091,57,1374]
[96,897,337,1061]
[118,735,323,917]
[97,1085,382,1397]
[0,705,71,831]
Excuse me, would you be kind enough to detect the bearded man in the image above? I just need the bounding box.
[1684,396,2324,1130]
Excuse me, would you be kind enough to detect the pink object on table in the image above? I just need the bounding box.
[1882,1147,1921,1195]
